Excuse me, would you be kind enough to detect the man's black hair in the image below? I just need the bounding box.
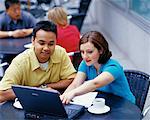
[5,0,20,9]
[32,21,57,39]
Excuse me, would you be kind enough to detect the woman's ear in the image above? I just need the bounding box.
[99,49,103,55]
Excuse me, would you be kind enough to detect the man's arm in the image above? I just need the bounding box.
[47,78,74,90]
[0,89,16,103]
[0,28,33,38]
[0,31,12,38]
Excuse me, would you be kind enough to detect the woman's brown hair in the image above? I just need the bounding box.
[79,31,112,64]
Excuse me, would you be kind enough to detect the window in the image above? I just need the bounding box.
[130,0,150,21]
[107,0,150,33]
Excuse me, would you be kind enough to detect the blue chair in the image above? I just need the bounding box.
[0,62,9,80]
[124,70,150,111]
[68,0,92,31]
[68,51,82,70]
[70,13,86,31]
[67,0,91,14]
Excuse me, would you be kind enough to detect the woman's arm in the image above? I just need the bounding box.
[61,71,114,104]
[63,71,86,94]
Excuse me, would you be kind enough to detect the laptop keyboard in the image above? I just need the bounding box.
[66,108,77,115]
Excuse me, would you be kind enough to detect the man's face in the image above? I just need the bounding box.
[6,3,21,20]
[32,29,56,63]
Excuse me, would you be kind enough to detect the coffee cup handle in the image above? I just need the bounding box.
[15,98,18,103]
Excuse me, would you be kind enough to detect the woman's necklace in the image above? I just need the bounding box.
[97,70,100,75]
[94,64,101,75]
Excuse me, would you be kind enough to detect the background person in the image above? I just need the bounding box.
[0,21,76,103]
[0,0,36,38]
[61,31,135,104]
[0,0,37,71]
[48,6,80,53]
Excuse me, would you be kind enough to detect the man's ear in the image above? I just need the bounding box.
[31,36,34,44]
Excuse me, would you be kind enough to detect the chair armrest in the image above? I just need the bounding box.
[0,62,9,68]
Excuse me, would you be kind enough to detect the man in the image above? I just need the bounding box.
[0,0,36,38]
[0,21,76,103]
[0,0,37,71]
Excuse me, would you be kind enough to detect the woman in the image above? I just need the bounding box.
[48,7,80,53]
[60,31,135,104]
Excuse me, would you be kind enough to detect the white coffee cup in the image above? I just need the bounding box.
[92,98,105,108]
[13,98,23,109]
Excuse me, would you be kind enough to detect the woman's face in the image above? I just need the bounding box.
[80,42,102,66]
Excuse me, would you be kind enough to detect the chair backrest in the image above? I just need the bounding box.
[67,0,91,31]
[78,0,91,14]
[37,0,52,4]
[124,70,150,111]
[70,13,86,31]
[0,62,9,81]
[68,51,82,70]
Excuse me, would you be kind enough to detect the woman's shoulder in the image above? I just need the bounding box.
[66,25,79,31]
[102,59,123,71]
[106,59,121,66]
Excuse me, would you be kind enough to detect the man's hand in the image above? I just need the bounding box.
[12,29,27,38]
[0,89,16,103]
[11,29,32,38]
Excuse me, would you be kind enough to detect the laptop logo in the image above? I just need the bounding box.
[31,93,39,96]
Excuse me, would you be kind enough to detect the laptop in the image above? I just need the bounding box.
[12,85,85,120]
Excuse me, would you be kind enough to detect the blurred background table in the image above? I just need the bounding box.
[0,37,31,55]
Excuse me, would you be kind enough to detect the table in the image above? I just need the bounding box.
[0,92,142,120]
[80,93,142,120]
[0,37,31,55]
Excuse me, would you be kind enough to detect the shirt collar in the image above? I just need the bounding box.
[29,48,40,71]
[5,12,23,24]
[30,46,61,71]
[50,46,62,63]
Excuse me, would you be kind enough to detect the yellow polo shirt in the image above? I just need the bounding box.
[0,46,76,90]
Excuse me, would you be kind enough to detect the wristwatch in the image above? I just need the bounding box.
[8,31,13,37]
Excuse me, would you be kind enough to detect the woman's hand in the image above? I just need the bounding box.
[60,91,76,104]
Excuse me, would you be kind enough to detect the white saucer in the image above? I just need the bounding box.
[88,105,110,114]
[13,100,23,109]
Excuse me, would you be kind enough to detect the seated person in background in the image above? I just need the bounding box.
[0,0,36,38]
[48,7,80,53]
[60,31,135,104]
[0,0,37,70]
[0,21,76,103]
